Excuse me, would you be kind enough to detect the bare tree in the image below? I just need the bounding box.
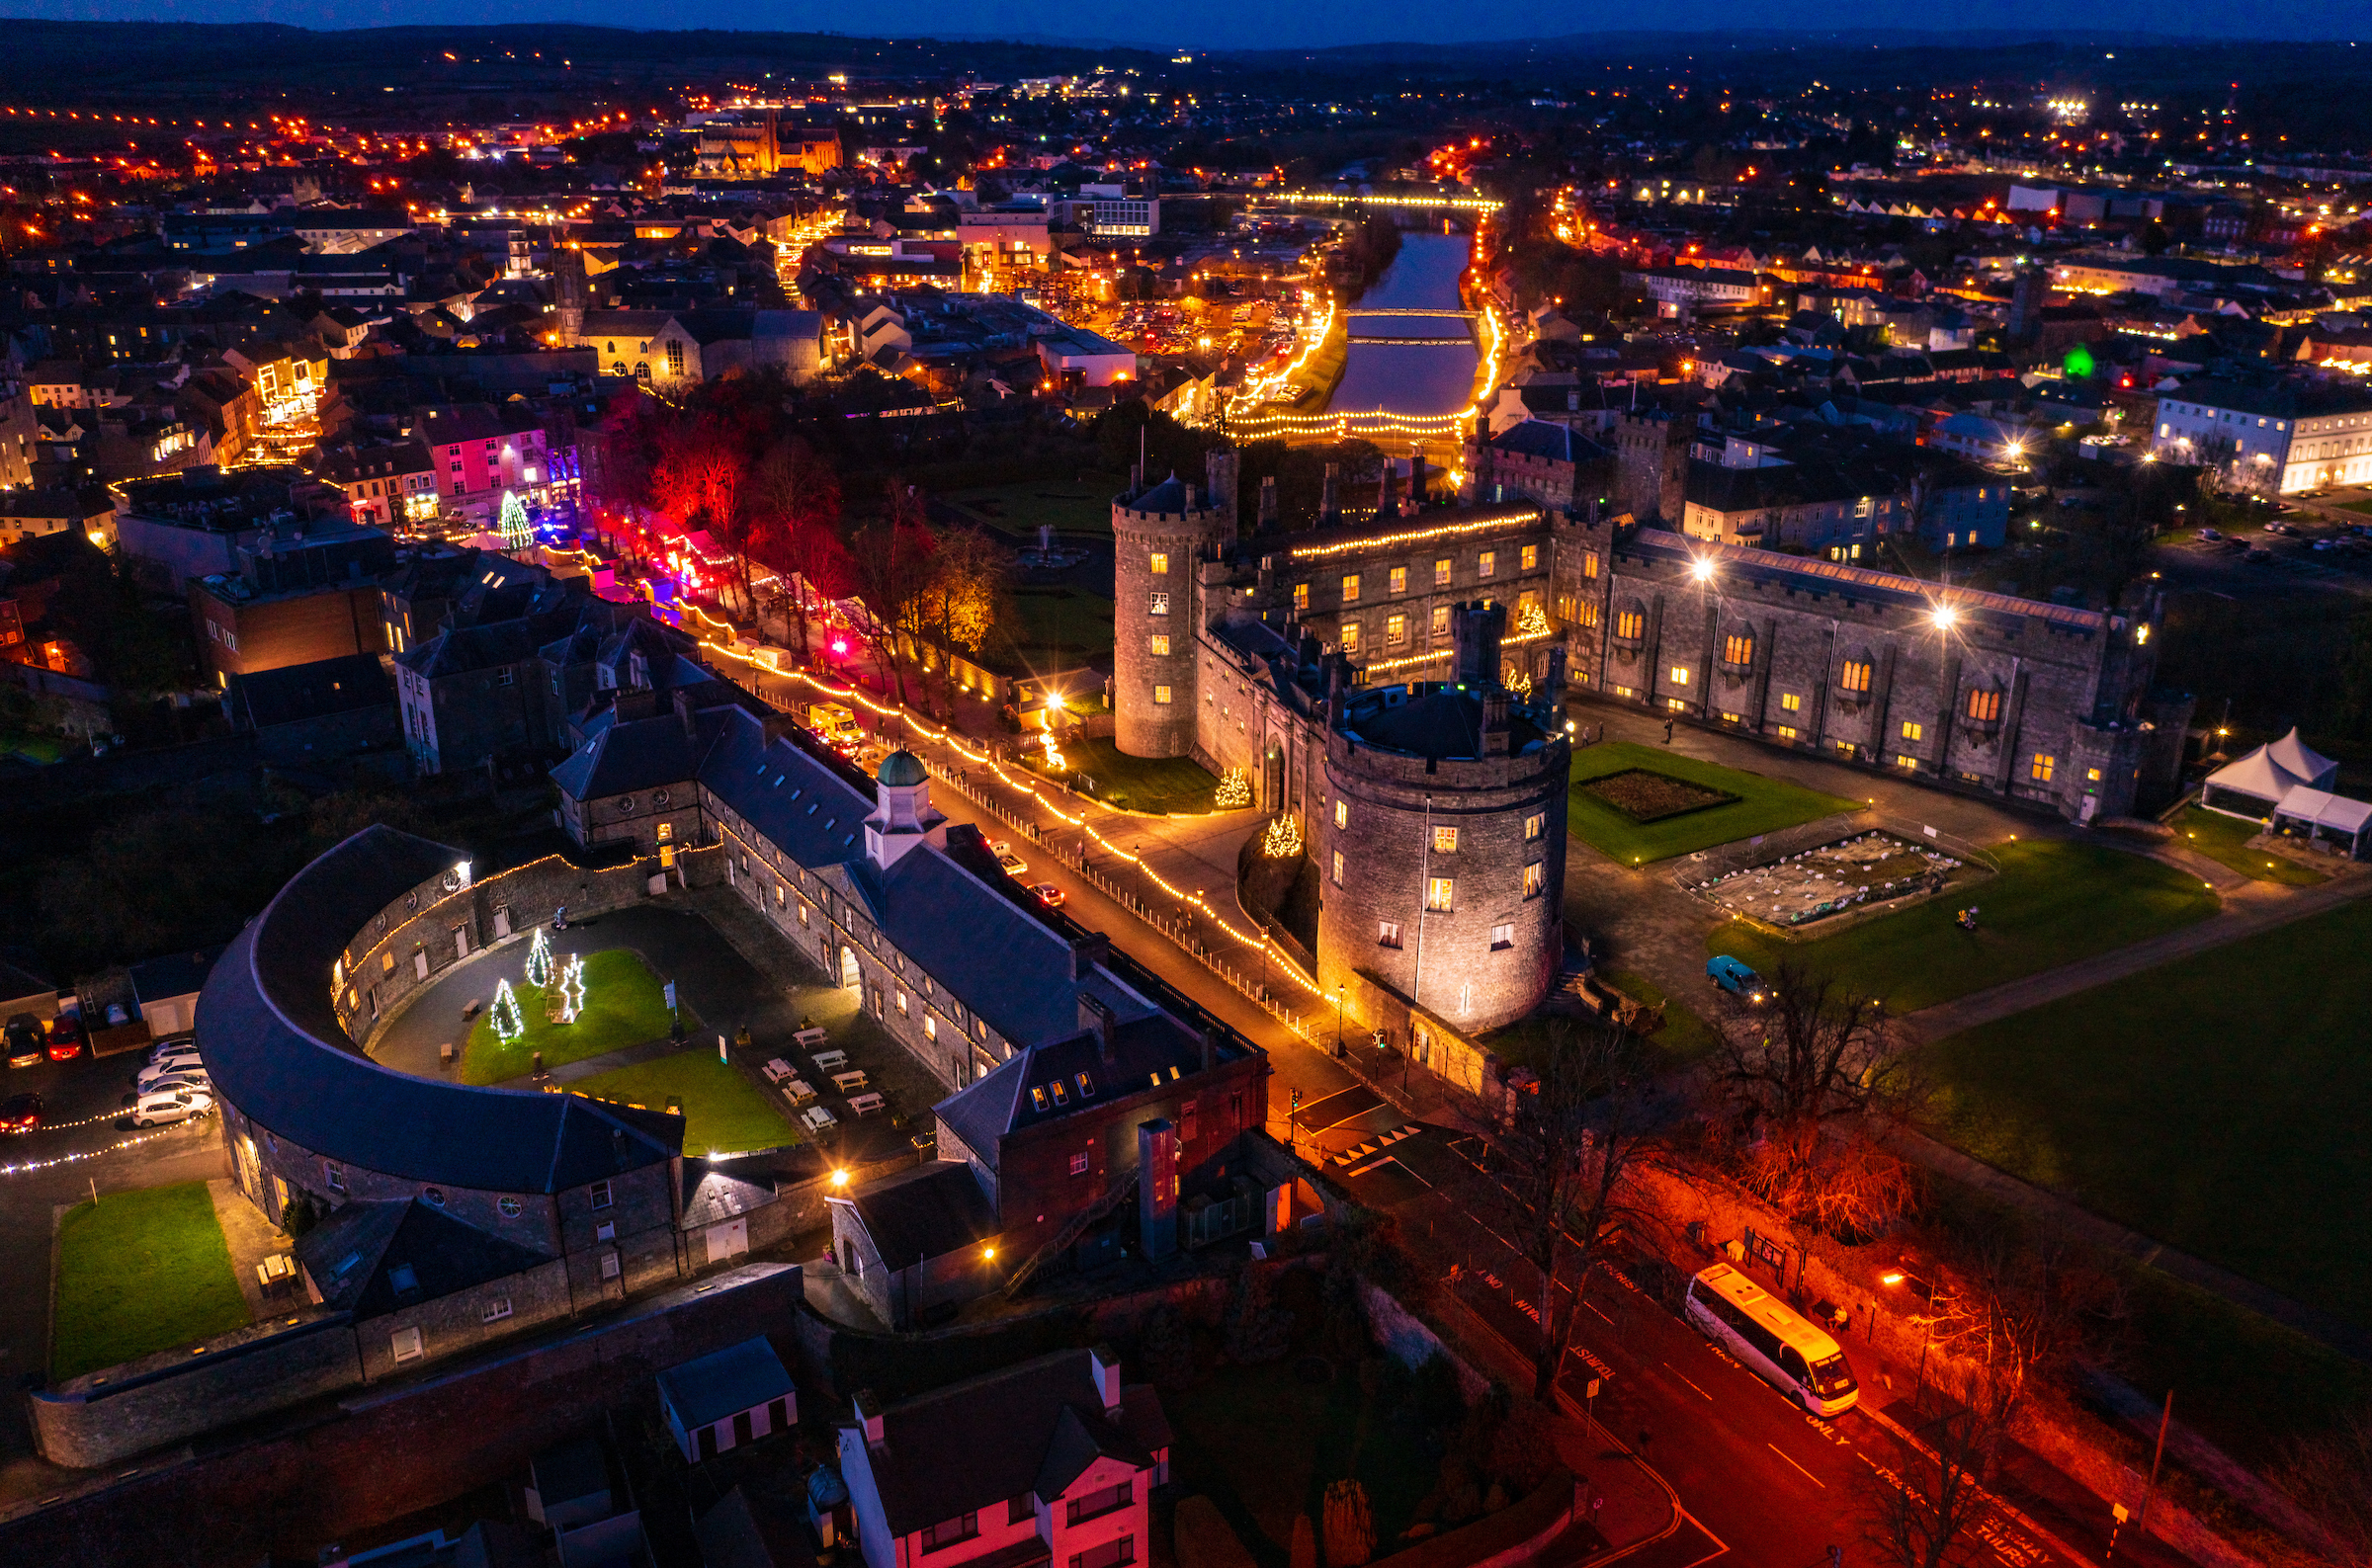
[1860,1393,2011,1568]
[751,439,844,656]
[845,481,937,705]
[1716,962,1919,1239]
[1947,1215,2122,1419]
[1487,1018,1661,1402]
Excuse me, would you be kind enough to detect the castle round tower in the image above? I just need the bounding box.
[1316,604,1570,1036]
[1112,455,1236,759]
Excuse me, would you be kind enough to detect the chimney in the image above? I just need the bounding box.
[854,1390,888,1449]
[1184,482,1199,510]
[1129,459,1144,495]
[1079,992,1117,1060]
[1257,475,1278,531]
[1205,447,1239,520]
[672,687,699,738]
[1407,449,1426,506]
[1200,1024,1223,1074]
[1452,601,1506,685]
[1375,463,1399,520]
[1319,461,1339,521]
[1088,1344,1126,1416]
[1068,932,1110,980]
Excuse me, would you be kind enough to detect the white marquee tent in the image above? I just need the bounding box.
[2272,787,2372,860]
[2200,727,2339,818]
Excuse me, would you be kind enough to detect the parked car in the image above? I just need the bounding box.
[137,1069,212,1100]
[137,1054,203,1088]
[997,853,1029,877]
[1030,882,1066,908]
[1706,954,1769,1004]
[131,1088,212,1127]
[5,1015,43,1069]
[147,1033,197,1064]
[2265,520,2293,535]
[0,1093,40,1132]
[144,1043,202,1072]
[2197,527,2223,541]
[44,1016,84,1062]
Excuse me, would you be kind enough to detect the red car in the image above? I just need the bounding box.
[0,1093,40,1132]
[45,1017,84,1062]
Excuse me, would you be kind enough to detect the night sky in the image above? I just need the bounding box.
[6,0,2369,50]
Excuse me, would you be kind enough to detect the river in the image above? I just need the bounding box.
[1327,231,1480,419]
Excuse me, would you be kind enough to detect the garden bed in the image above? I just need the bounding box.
[1576,768,1737,823]
[1689,829,1985,930]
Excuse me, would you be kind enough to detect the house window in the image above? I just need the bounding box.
[1153,685,1172,704]
[1777,724,1800,739]
[1070,1152,1089,1176]
[1490,922,1514,950]
[1583,551,1600,579]
[1379,921,1402,949]
[1525,812,1544,841]
[1434,557,1452,586]
[325,1162,344,1193]
[921,1515,980,1554]
[1574,601,1600,628]
[1389,565,1407,594]
[925,1015,939,1042]
[2086,767,2103,783]
[589,1180,613,1210]
[1432,825,1458,854]
[1521,543,1539,571]
[1294,583,1310,611]
[1430,605,1450,638]
[1387,614,1407,645]
[1149,551,1169,574]
[1723,633,1753,667]
[2031,754,2056,783]
[1149,633,1170,656]
[1331,851,1345,885]
[497,668,516,688]
[1840,660,1873,694]
[601,1251,622,1279]
[1615,611,1645,641]
[1780,692,1803,712]
[1068,1481,1135,1526]
[1011,1497,1037,1526]
[1071,1539,1137,1568]
[390,1326,424,1363]
[483,1295,513,1323]
[1149,592,1170,616]
[1341,573,1361,603]
[666,340,686,376]
[896,989,909,1017]
[1966,688,2003,723]
[1479,550,1496,579]
[1339,621,1360,654]
[1523,863,1545,898]
[1898,755,1920,769]
[1334,799,1348,829]
[1669,667,1691,687]
[1426,876,1454,912]
[1901,721,1923,742]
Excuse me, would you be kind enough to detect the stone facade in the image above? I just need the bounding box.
[1111,456,1236,759]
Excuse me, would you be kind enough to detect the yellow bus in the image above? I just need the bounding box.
[1684,1263,1859,1416]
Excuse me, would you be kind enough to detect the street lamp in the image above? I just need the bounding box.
[1334,985,1346,1058]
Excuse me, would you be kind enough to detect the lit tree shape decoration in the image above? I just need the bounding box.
[1261,812,1303,859]
[555,952,587,1024]
[1214,768,1252,809]
[488,979,525,1042]
[1514,600,1552,640]
[498,489,532,550]
[523,927,553,988]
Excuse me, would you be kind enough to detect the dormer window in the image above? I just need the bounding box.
[1032,1085,1050,1111]
[1049,1080,1069,1106]
[1075,1072,1096,1098]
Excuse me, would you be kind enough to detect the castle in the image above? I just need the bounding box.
[1102,445,2185,1049]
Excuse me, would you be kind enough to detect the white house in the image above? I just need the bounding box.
[2152,379,2372,495]
[839,1347,1170,1568]
[657,1335,799,1463]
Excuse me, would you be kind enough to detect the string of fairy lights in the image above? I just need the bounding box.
[0,1124,195,1178]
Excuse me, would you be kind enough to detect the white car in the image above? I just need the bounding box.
[132,1088,213,1127]
[137,1060,207,1093]
[145,1046,202,1075]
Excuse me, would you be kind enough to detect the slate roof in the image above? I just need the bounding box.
[196,825,684,1193]
[847,1349,1169,1534]
[295,1196,554,1317]
[838,1160,998,1271]
[681,1157,779,1228]
[550,707,730,802]
[1487,420,1605,464]
[696,1487,818,1568]
[129,944,227,1004]
[658,1336,796,1431]
[228,653,392,730]
[935,1012,1211,1170]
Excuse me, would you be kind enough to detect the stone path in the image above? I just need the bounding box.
[208,1177,294,1325]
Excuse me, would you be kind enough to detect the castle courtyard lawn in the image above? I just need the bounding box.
[2167,804,2327,886]
[462,948,675,1085]
[1035,736,1222,815]
[981,585,1115,679]
[568,1051,796,1156]
[1567,741,1863,864]
[1922,897,2372,1333]
[1709,839,2219,1013]
[942,473,1129,536]
[52,1182,250,1380]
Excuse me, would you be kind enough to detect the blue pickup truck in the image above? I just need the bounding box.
[1705,955,1769,1004]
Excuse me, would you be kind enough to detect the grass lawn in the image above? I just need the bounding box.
[943,473,1129,536]
[1038,735,1222,814]
[981,585,1115,679]
[463,948,674,1085]
[568,1052,797,1156]
[1710,839,2218,1014]
[1170,1358,1438,1564]
[53,1182,250,1379]
[2167,804,2327,886]
[1922,897,2372,1333]
[1567,741,1863,864]
[1601,970,1725,1063]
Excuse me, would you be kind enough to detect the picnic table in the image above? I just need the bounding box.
[830,1070,869,1095]
[811,1049,849,1072]
[847,1092,887,1116]
[782,1078,817,1106]
[799,1105,839,1134]
[794,1027,829,1048]
[255,1253,295,1292]
[762,1058,795,1084]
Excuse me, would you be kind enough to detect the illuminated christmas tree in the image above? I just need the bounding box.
[523,927,553,988]
[498,489,532,550]
[556,952,587,1024]
[1261,813,1303,859]
[489,979,525,1042]
[1214,768,1252,809]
